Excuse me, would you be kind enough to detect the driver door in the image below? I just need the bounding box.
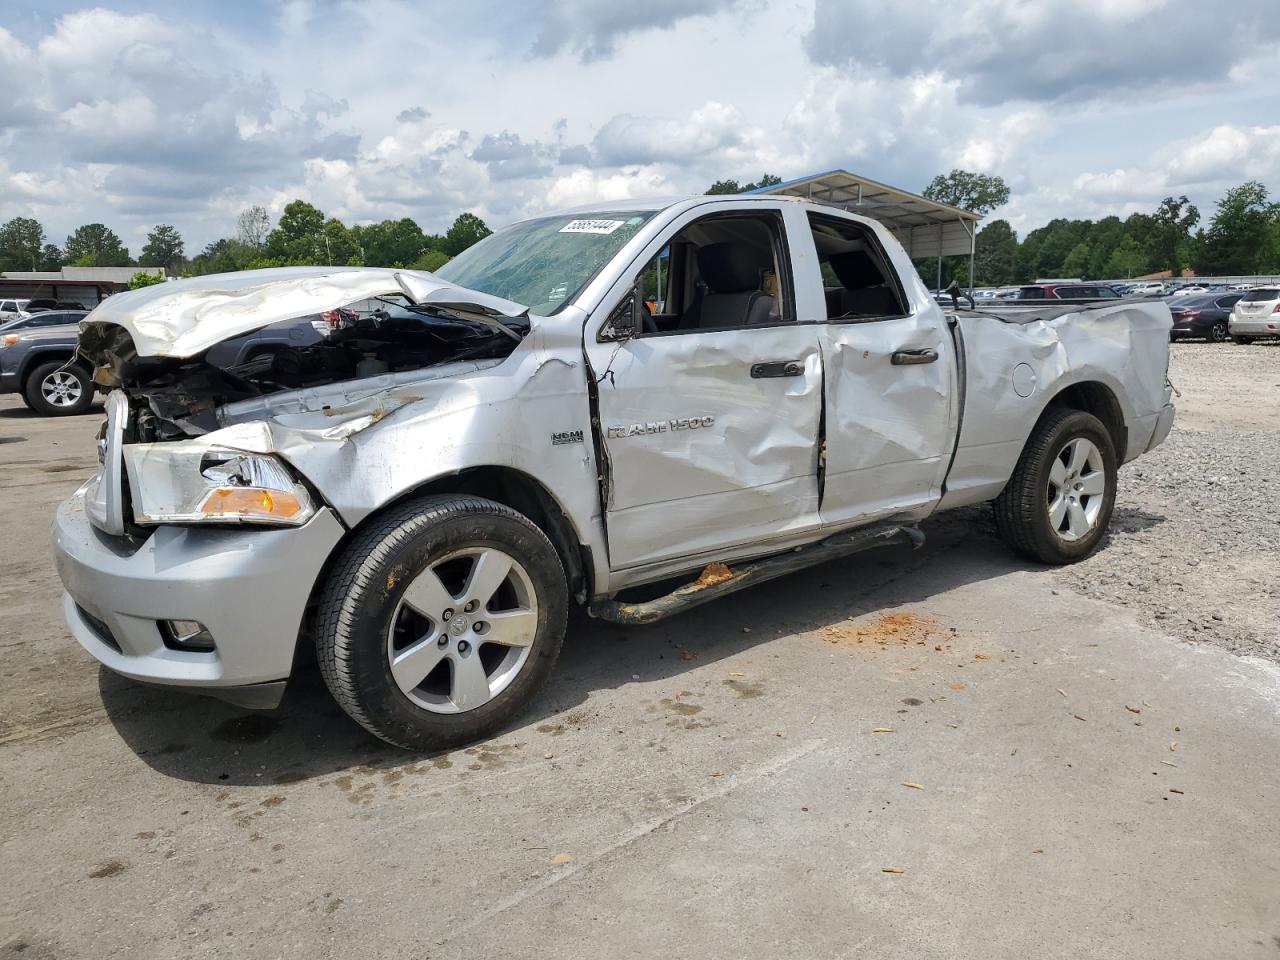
[584,204,824,571]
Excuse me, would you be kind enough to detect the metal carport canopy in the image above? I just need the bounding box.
[742,169,982,259]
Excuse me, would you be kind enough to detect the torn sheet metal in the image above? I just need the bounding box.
[79,266,527,359]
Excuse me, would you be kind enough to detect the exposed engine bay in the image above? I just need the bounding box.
[80,299,529,441]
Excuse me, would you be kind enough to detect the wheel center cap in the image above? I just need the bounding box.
[448,615,470,636]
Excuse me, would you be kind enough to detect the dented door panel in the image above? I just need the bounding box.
[817,312,957,526]
[588,327,823,569]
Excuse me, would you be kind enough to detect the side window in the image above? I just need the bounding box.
[632,211,792,335]
[0,301,13,312]
[806,213,906,321]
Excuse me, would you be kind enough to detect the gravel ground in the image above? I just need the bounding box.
[1052,340,1280,661]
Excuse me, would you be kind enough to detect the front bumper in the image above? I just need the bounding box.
[53,492,346,698]
[1228,317,1278,337]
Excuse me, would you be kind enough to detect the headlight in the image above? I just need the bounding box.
[122,445,315,526]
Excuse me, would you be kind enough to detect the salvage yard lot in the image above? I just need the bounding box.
[2,342,1278,959]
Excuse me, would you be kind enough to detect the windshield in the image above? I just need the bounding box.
[1240,288,1279,302]
[434,211,656,316]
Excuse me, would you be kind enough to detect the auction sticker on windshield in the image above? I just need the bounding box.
[560,219,626,234]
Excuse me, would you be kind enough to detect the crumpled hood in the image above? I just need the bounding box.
[79,265,527,359]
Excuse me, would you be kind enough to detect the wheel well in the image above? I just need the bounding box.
[355,467,591,604]
[21,350,84,386]
[1044,381,1126,458]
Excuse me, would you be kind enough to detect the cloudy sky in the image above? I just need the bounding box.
[2,0,1278,255]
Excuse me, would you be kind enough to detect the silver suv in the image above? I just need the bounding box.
[1229,287,1280,343]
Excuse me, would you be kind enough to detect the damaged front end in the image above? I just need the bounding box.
[79,268,530,443]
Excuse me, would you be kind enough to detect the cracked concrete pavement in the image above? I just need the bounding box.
[1,342,1278,959]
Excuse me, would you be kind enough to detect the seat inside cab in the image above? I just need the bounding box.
[808,213,907,320]
[637,213,787,333]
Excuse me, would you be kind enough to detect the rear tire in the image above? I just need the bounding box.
[23,360,94,416]
[994,408,1117,565]
[315,495,568,752]
[1232,336,1252,345]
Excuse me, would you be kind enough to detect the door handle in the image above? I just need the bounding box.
[751,360,805,378]
[890,348,939,366]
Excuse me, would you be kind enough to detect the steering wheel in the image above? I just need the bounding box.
[641,301,659,335]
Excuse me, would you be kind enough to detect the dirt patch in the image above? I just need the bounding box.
[723,678,764,699]
[88,859,128,879]
[822,612,951,650]
[661,697,703,716]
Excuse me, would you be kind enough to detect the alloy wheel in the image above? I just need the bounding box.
[386,547,538,714]
[1046,437,1106,542]
[41,370,83,408]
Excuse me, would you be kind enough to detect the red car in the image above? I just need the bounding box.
[1018,284,1122,301]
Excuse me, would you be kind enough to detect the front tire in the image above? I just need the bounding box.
[994,408,1117,565]
[1210,321,1228,342]
[23,360,94,416]
[315,495,568,751]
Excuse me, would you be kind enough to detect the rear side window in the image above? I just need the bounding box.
[1240,288,1279,302]
[807,213,906,321]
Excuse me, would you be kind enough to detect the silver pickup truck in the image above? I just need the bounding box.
[54,195,1174,750]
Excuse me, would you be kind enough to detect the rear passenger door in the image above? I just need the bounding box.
[799,212,958,528]
[584,202,824,571]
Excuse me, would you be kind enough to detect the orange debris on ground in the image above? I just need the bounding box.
[692,562,735,588]
[821,612,948,649]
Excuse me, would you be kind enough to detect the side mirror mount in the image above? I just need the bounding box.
[601,285,642,341]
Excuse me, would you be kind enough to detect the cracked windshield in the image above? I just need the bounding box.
[435,212,655,315]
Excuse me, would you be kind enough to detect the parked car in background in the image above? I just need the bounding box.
[1171,285,1209,297]
[1229,287,1280,343]
[1168,293,1243,342]
[0,298,33,323]
[0,312,93,415]
[1130,282,1166,296]
[0,309,93,334]
[1017,284,1122,301]
[23,298,92,313]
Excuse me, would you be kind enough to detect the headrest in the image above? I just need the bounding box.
[696,243,766,294]
[828,250,884,289]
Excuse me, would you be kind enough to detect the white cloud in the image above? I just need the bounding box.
[0,0,1275,255]
[1074,125,1280,205]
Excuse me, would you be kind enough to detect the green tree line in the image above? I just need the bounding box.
[6,174,1277,286]
[0,203,494,278]
[937,177,1280,286]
